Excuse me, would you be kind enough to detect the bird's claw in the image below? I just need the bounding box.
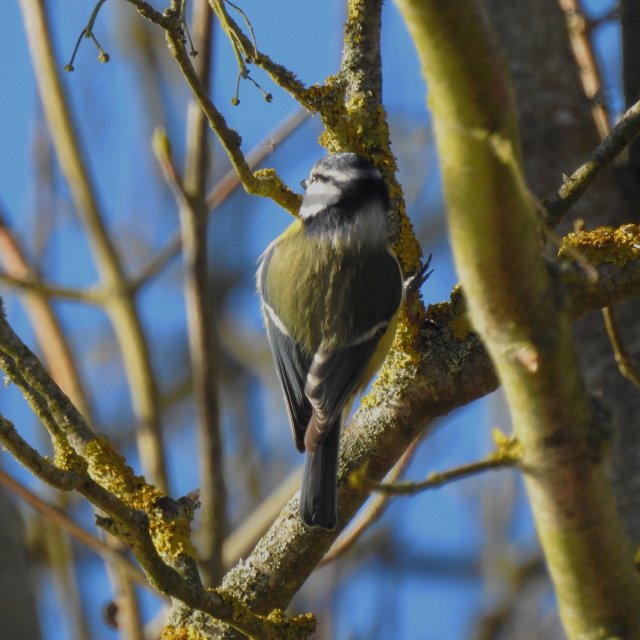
[404,253,433,294]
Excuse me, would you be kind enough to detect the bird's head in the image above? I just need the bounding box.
[299,153,391,246]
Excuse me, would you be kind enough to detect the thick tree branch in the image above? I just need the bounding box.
[394,2,640,638]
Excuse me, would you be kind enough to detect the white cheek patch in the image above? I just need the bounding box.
[300,180,342,218]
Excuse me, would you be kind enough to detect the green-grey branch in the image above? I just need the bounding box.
[544,97,640,226]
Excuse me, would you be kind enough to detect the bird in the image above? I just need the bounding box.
[257,152,405,530]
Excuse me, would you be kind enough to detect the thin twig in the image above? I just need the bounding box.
[0,209,95,419]
[352,435,521,496]
[544,97,640,227]
[164,24,301,213]
[123,0,302,214]
[0,273,104,304]
[153,120,226,584]
[209,0,313,107]
[206,108,308,209]
[124,0,173,28]
[20,0,168,492]
[602,306,640,389]
[179,0,227,588]
[558,0,611,139]
[107,558,144,640]
[65,0,110,71]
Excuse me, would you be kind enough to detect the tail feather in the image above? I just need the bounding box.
[300,419,340,530]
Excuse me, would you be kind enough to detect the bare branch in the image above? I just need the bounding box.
[351,431,520,496]
[0,209,94,419]
[205,108,308,210]
[602,305,640,389]
[557,0,611,138]
[0,273,104,304]
[19,0,168,491]
[209,0,314,108]
[124,0,304,215]
[181,0,227,588]
[0,299,314,637]
[544,97,640,226]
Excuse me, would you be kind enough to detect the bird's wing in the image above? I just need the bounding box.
[264,313,312,453]
[258,244,312,452]
[303,322,389,453]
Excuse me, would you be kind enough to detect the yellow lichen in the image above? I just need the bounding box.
[490,428,523,462]
[160,625,207,640]
[347,0,363,24]
[559,224,640,266]
[253,167,277,182]
[53,438,87,474]
[361,312,422,411]
[205,590,316,639]
[448,311,473,341]
[259,609,316,639]
[85,438,195,558]
[428,285,473,341]
[393,215,422,273]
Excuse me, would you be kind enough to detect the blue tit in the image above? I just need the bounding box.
[257,152,404,530]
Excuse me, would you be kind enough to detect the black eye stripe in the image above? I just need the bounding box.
[303,174,334,189]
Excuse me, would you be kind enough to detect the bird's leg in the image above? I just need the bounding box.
[404,253,433,295]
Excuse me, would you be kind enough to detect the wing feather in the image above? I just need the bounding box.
[265,316,311,453]
[303,324,387,452]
